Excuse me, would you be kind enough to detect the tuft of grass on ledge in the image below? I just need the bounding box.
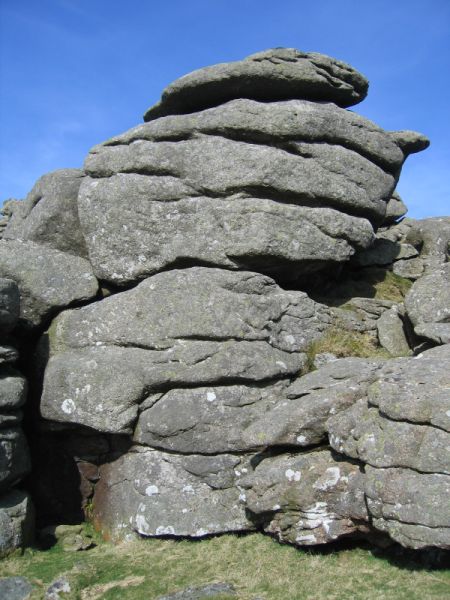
[0,532,449,600]
[307,327,391,367]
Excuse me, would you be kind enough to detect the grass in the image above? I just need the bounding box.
[307,327,391,367]
[1,532,449,600]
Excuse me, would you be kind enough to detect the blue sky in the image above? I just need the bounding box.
[1,0,449,218]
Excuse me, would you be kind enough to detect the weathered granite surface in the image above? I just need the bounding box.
[1,48,447,554]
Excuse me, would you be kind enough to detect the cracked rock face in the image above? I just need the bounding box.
[405,263,450,344]
[143,48,370,120]
[40,268,331,434]
[328,345,450,549]
[80,94,427,285]
[2,169,88,259]
[0,240,98,331]
[242,449,368,545]
[3,47,447,552]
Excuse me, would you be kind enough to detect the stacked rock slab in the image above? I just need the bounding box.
[0,279,34,557]
[0,169,98,332]
[79,48,428,287]
[3,48,449,552]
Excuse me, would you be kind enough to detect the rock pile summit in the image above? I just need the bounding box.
[0,48,448,556]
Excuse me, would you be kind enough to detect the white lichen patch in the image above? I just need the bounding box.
[285,468,301,482]
[295,533,317,544]
[135,514,150,533]
[182,484,195,494]
[61,398,76,414]
[296,435,307,444]
[145,484,159,496]
[313,467,341,491]
[206,391,217,402]
[155,525,175,535]
[276,361,288,370]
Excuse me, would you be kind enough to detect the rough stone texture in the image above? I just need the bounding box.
[330,297,396,334]
[40,268,330,433]
[382,191,408,224]
[112,98,411,172]
[40,524,95,552]
[365,467,450,550]
[376,306,411,356]
[0,577,34,600]
[45,576,71,600]
[144,48,370,120]
[240,357,383,449]
[80,97,427,286]
[242,450,368,545]
[0,200,22,239]
[0,369,27,413]
[0,279,20,334]
[329,398,449,474]
[405,263,450,344]
[2,169,88,258]
[3,48,444,553]
[406,217,450,272]
[0,240,98,330]
[92,449,254,540]
[0,490,34,558]
[328,345,450,548]
[134,382,289,454]
[393,257,424,279]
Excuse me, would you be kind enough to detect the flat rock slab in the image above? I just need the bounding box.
[2,169,88,258]
[0,577,33,600]
[0,240,98,330]
[81,97,429,286]
[41,268,329,433]
[143,47,370,120]
[135,381,289,454]
[92,449,254,540]
[382,192,408,224]
[376,307,411,356]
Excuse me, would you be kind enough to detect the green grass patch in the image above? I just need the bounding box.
[307,327,391,366]
[1,533,449,600]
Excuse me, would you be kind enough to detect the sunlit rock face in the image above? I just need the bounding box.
[4,48,449,553]
[77,48,427,286]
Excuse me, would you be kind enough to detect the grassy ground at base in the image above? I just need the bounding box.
[1,533,449,600]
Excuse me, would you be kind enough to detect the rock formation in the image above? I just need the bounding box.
[0,48,448,556]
